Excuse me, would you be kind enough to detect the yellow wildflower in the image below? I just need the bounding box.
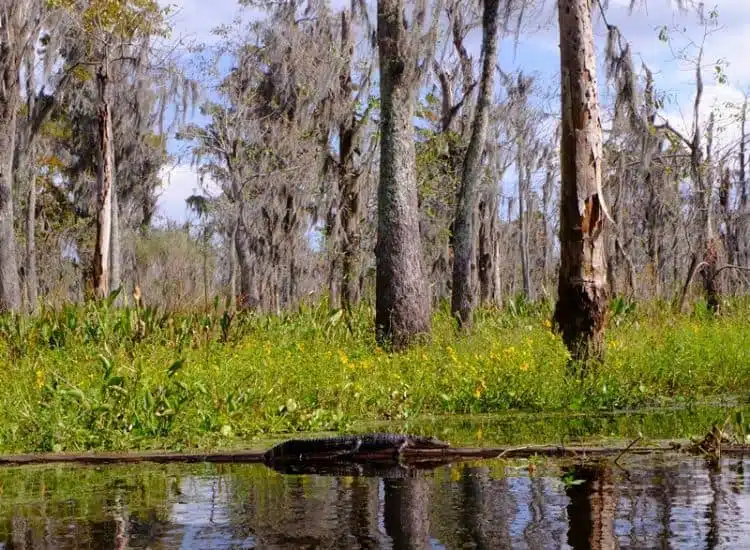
[519,363,529,371]
[503,346,515,355]
[297,343,305,352]
[544,319,552,329]
[338,350,349,365]
[35,370,44,388]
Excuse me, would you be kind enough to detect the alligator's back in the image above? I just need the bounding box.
[263,433,449,464]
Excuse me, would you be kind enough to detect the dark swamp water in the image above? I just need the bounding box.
[4,405,750,549]
[2,455,750,549]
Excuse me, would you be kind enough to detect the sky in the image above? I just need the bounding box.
[154,0,750,224]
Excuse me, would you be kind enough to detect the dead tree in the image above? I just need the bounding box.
[553,0,609,365]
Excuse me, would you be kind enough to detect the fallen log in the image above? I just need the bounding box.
[0,441,747,468]
[0,450,267,466]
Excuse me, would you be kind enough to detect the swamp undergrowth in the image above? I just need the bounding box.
[0,295,747,453]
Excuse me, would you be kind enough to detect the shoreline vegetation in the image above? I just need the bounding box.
[0,296,748,455]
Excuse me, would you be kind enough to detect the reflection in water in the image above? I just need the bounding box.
[565,465,617,549]
[0,456,748,548]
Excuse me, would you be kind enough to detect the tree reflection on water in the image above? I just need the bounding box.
[0,455,747,548]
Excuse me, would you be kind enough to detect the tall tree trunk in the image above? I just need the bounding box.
[700,113,718,311]
[0,3,29,312]
[541,156,553,294]
[228,221,237,309]
[283,192,297,308]
[0,100,21,311]
[110,183,121,296]
[553,0,608,365]
[478,194,494,305]
[326,196,341,309]
[25,175,37,312]
[93,61,114,299]
[645,174,662,298]
[450,0,500,327]
[375,0,432,348]
[339,10,362,311]
[740,97,748,268]
[517,149,532,299]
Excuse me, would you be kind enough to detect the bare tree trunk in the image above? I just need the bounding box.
[93,61,114,299]
[283,193,298,308]
[451,0,500,327]
[700,113,719,311]
[25,175,37,312]
[340,163,362,310]
[110,182,121,296]
[0,103,22,312]
[228,221,237,309]
[553,0,608,365]
[339,10,363,311]
[375,0,432,348]
[326,178,341,309]
[493,230,502,304]
[542,154,554,294]
[0,4,29,313]
[646,175,662,298]
[718,167,736,293]
[517,149,532,299]
[478,194,494,305]
[741,97,748,268]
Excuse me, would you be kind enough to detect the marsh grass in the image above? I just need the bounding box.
[0,295,747,453]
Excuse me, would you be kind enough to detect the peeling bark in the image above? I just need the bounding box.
[553,0,608,365]
[93,61,115,300]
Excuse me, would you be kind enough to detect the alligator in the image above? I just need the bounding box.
[263,433,450,465]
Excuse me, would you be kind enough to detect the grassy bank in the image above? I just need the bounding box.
[0,297,748,453]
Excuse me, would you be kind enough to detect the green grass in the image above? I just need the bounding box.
[0,295,748,453]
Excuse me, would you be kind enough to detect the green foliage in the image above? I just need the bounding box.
[0,300,748,453]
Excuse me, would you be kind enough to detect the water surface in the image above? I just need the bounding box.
[0,453,748,549]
